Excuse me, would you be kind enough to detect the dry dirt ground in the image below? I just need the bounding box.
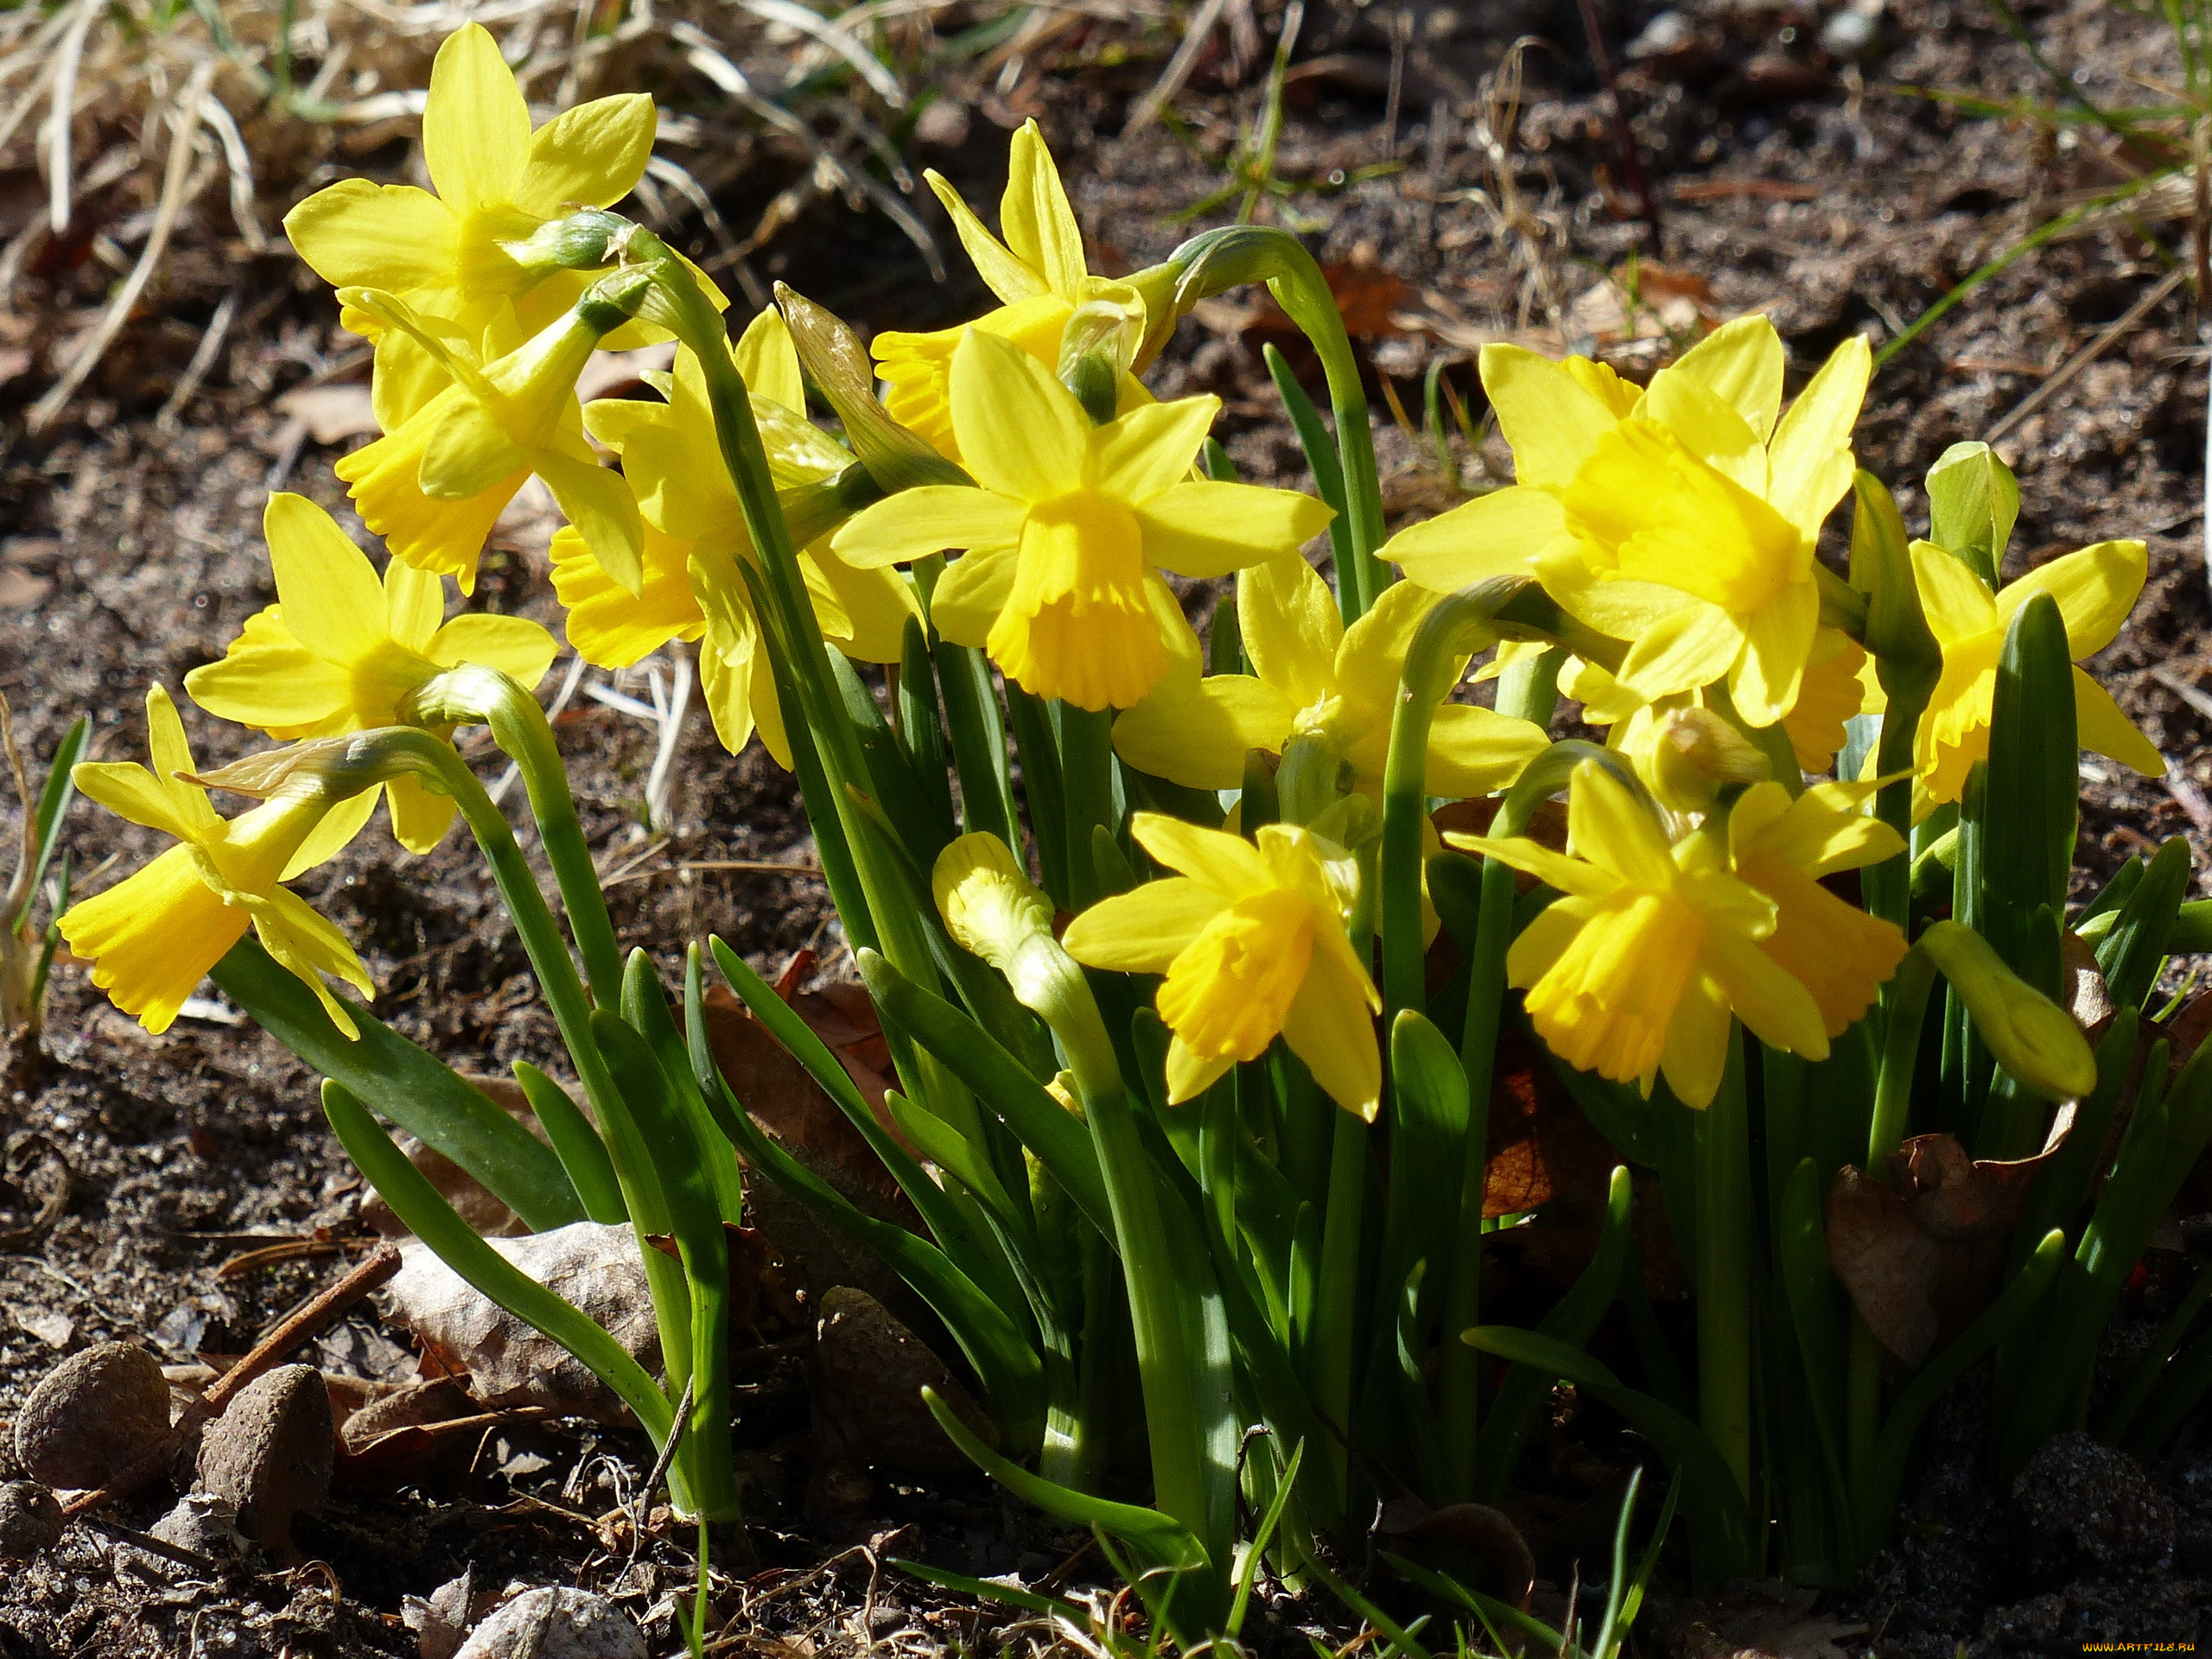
[3,0,2212,1652]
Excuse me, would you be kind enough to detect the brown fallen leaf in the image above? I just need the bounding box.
[700,983,909,1197]
[642,1222,774,1333]
[1377,1492,1536,1608]
[1826,1106,2075,1365]
[2064,931,2117,1039]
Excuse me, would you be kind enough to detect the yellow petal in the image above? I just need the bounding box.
[430,613,559,687]
[251,885,374,1039]
[1128,811,1274,898]
[1909,539,1999,648]
[1136,480,1333,579]
[1765,334,1870,543]
[1164,1038,1237,1106]
[1638,370,1766,498]
[145,684,221,836]
[550,523,702,666]
[513,92,656,217]
[1113,677,1296,790]
[1240,554,1341,711]
[1000,120,1086,296]
[1535,550,1701,639]
[1729,578,1819,728]
[1332,577,1443,718]
[732,306,808,418]
[930,543,1020,647]
[950,327,1089,501]
[59,845,244,1034]
[1568,761,1676,887]
[1518,887,1695,1090]
[1281,921,1383,1120]
[1737,853,1906,1039]
[1999,539,2146,658]
[184,637,351,736]
[280,787,380,880]
[1703,925,1829,1060]
[924,170,1049,305]
[1421,704,1550,799]
[1731,780,1903,876]
[335,416,517,593]
[1479,343,1622,487]
[264,493,388,663]
[810,545,920,663]
[1061,877,1227,973]
[537,446,645,596]
[1782,628,1872,772]
[72,762,207,843]
[385,556,448,650]
[1662,314,1784,443]
[1090,396,1217,503]
[421,25,531,213]
[282,181,460,293]
[1615,602,1745,706]
[1385,484,1573,594]
[1452,832,1616,899]
[832,485,1027,569]
[2073,665,2166,777]
[1656,973,1732,1109]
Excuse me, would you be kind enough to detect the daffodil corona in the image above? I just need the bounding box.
[59,688,374,1038]
[833,329,1332,710]
[1063,814,1382,1117]
[185,494,556,863]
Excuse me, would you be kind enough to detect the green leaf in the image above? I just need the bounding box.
[1375,1012,1466,1357]
[1926,441,2019,586]
[625,951,745,1226]
[896,618,956,830]
[212,937,584,1232]
[321,1080,670,1440]
[918,1385,1224,1644]
[1262,342,1353,582]
[2097,836,2191,1011]
[21,715,87,923]
[1983,591,2078,952]
[510,1062,626,1224]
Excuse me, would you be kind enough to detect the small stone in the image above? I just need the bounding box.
[403,1567,477,1659]
[149,1494,247,1567]
[0,1481,62,1558]
[15,1343,171,1490]
[2012,1431,2176,1574]
[452,1588,648,1659]
[194,1364,334,1553]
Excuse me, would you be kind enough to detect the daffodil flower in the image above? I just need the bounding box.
[552,308,921,760]
[1727,779,1910,1039]
[1113,554,1548,797]
[832,329,1332,711]
[185,493,556,863]
[873,121,1154,462]
[335,284,645,594]
[1454,760,1871,1108]
[1910,537,2164,805]
[59,687,374,1038]
[284,24,679,343]
[1062,814,1381,1118]
[1387,315,1870,729]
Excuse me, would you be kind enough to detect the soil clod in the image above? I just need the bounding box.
[0,1479,62,1558]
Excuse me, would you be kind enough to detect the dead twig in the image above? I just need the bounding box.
[1986,265,2185,444]
[1573,0,1660,253]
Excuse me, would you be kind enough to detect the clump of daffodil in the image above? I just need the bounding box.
[1450,759,1901,1108]
[336,281,646,594]
[553,308,919,761]
[284,24,710,345]
[59,687,374,1038]
[1114,554,1548,800]
[1388,315,1869,730]
[874,122,1158,463]
[185,493,556,863]
[1910,537,2163,805]
[1063,814,1381,1118]
[832,329,1332,711]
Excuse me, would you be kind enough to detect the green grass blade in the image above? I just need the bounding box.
[23,715,86,913]
[2097,835,2192,1011]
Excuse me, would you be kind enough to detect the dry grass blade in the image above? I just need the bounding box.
[29,59,218,435]
[1986,265,2186,443]
[41,0,99,234]
[1125,0,1227,134]
[735,0,907,108]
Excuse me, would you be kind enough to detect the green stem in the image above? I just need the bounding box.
[1697,1032,1756,1511]
[1058,703,1119,907]
[1309,1091,1367,1511]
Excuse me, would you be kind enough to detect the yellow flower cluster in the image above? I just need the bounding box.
[60,29,2163,1137]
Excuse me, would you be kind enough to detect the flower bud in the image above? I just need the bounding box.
[1919,919,2098,1100]
[932,832,1075,1014]
[495,207,637,277]
[1647,707,1770,815]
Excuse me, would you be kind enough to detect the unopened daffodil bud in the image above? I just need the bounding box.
[933,832,1073,1014]
[1918,919,2098,1101]
[1646,707,1770,816]
[495,207,638,279]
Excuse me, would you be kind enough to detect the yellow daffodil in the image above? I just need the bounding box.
[1387,315,1870,729]
[1453,760,1891,1107]
[1114,554,1548,796]
[60,687,373,1038]
[1727,779,1909,1038]
[873,121,1153,462]
[552,308,920,760]
[335,284,645,594]
[185,493,556,863]
[1910,537,2164,805]
[832,329,1332,710]
[1063,814,1381,1118]
[284,24,696,344]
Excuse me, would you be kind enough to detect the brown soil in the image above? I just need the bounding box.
[3,0,2210,1651]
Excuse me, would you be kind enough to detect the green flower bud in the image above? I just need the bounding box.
[1919,918,2098,1100]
